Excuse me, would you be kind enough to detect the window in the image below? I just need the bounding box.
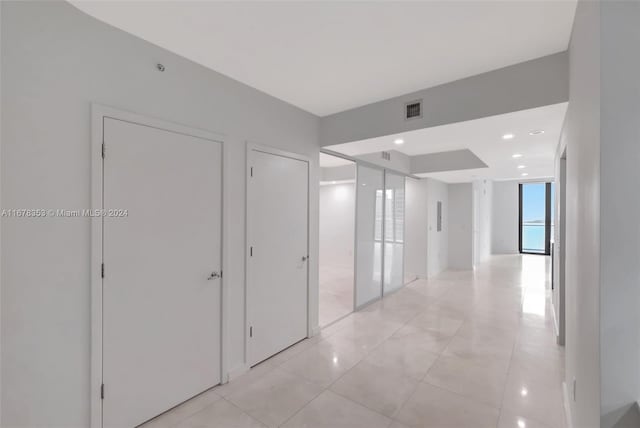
[519,182,553,255]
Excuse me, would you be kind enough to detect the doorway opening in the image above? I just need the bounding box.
[519,181,554,255]
[319,153,356,327]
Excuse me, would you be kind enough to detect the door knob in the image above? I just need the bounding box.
[207,271,221,280]
[301,256,308,262]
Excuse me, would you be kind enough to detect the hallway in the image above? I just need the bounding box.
[142,255,564,428]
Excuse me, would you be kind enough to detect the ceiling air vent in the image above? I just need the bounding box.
[405,100,422,120]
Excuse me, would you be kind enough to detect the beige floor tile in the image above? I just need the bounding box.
[281,390,391,428]
[331,360,419,417]
[140,255,563,428]
[501,366,565,428]
[498,410,557,428]
[407,310,465,337]
[140,388,222,428]
[442,335,514,371]
[324,319,401,355]
[215,360,275,398]
[319,265,354,327]
[266,336,323,366]
[364,332,440,380]
[395,383,500,428]
[391,324,453,354]
[176,399,266,428]
[389,421,411,428]
[423,354,508,407]
[226,368,324,427]
[279,340,364,387]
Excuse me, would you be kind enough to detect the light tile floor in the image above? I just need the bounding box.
[319,265,354,327]
[143,255,565,428]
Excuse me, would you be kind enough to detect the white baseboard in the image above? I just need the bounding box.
[227,363,250,382]
[551,302,560,337]
[563,381,573,428]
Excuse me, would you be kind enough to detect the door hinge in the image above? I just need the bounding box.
[100,383,105,400]
[101,263,105,278]
[249,326,253,338]
[101,142,106,159]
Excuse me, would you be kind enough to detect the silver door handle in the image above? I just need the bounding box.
[208,271,221,280]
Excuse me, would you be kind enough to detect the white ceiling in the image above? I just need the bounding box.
[325,102,568,183]
[70,1,576,116]
[319,152,353,168]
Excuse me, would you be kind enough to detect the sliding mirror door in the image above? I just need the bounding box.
[355,164,384,308]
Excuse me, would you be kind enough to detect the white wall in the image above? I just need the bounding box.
[599,1,640,424]
[355,150,411,175]
[320,52,568,146]
[321,164,356,182]
[426,178,448,277]
[404,178,428,280]
[0,2,3,421]
[448,183,473,270]
[559,0,601,425]
[491,180,520,254]
[319,183,355,269]
[0,2,319,426]
[472,179,493,265]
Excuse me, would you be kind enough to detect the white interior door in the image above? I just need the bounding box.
[102,118,222,428]
[247,148,308,366]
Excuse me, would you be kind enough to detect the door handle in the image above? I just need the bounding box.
[207,271,221,280]
[301,256,308,262]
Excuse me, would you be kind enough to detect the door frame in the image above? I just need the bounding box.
[245,142,311,367]
[90,104,227,428]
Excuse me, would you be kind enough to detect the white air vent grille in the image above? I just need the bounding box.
[405,100,422,120]
[381,151,391,161]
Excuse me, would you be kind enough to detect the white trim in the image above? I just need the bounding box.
[227,364,250,382]
[563,381,573,428]
[90,104,226,428]
[552,301,561,343]
[244,142,312,367]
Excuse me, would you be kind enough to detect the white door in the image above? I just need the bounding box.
[102,118,222,428]
[247,149,308,366]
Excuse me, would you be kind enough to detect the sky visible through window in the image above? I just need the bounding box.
[522,183,547,253]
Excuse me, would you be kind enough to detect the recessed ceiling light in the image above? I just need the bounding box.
[517,165,526,169]
[502,133,515,140]
[529,130,545,135]
[522,173,529,177]
[512,153,523,158]
[394,138,404,145]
